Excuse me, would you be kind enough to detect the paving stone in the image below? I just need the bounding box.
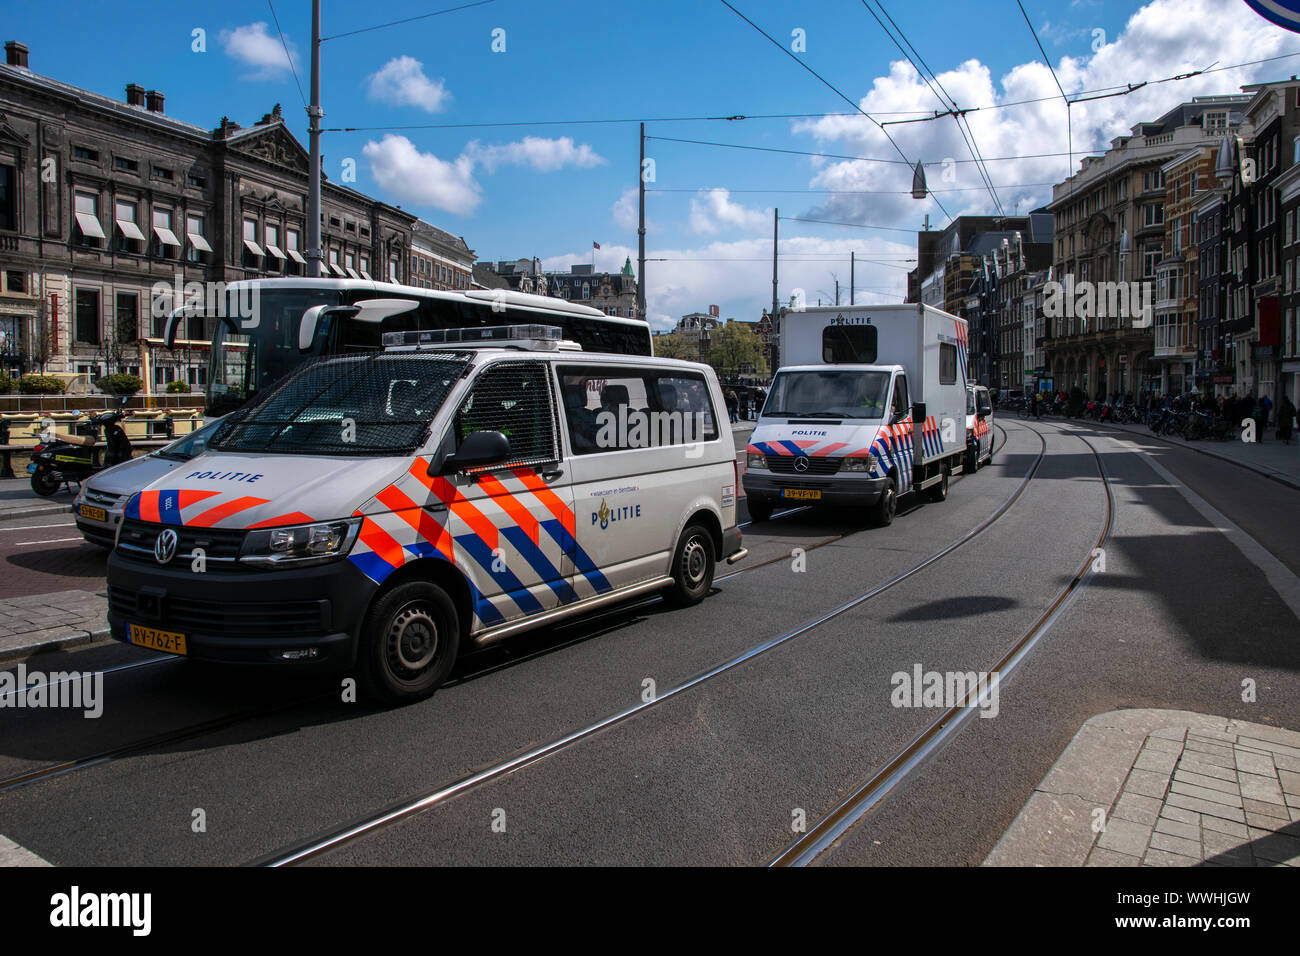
[1277,769,1300,796]
[1036,724,1146,806]
[1239,773,1287,805]
[1135,748,1179,775]
[983,791,1096,867]
[1143,848,1198,867]
[1247,811,1291,830]
[1150,726,1187,741]
[1159,805,1199,825]
[1242,798,1290,822]
[1202,828,1249,855]
[1237,736,1300,762]
[1225,723,1300,750]
[1179,748,1238,770]
[1189,728,1239,744]
[1113,792,1162,827]
[1251,832,1300,865]
[1097,816,1154,857]
[1123,768,1173,800]
[1167,793,1246,823]
[1149,831,1202,859]
[1144,733,1186,752]
[1185,739,1235,760]
[1236,750,1276,776]
[1170,780,1243,807]
[1177,756,1239,782]
[1173,769,1239,795]
[1201,815,1249,838]
[1275,752,1300,774]
[1154,817,1200,842]
[1086,847,1144,867]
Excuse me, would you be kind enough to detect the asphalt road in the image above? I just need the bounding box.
[0,417,1295,866]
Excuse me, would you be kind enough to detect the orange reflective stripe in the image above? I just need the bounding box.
[177,490,220,509]
[358,516,405,570]
[510,467,575,537]
[475,474,540,546]
[375,485,455,563]
[139,491,160,523]
[246,511,315,529]
[186,496,270,528]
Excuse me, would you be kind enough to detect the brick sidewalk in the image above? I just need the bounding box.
[986,710,1300,867]
[0,589,108,661]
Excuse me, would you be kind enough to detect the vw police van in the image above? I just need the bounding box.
[105,326,746,703]
[965,384,994,473]
[743,304,968,525]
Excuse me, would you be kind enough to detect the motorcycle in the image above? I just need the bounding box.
[28,402,133,497]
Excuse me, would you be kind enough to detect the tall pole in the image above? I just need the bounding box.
[850,251,855,305]
[637,123,646,322]
[835,279,839,306]
[771,207,779,316]
[306,0,323,278]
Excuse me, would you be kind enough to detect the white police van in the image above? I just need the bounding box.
[965,384,994,473]
[743,304,969,525]
[105,326,746,703]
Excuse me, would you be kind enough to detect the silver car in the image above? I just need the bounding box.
[73,418,228,549]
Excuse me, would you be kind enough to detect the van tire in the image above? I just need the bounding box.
[663,523,715,607]
[747,499,773,523]
[925,463,950,502]
[357,581,460,705]
[871,478,897,527]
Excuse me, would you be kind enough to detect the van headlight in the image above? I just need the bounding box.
[841,457,872,472]
[746,453,766,469]
[240,517,363,568]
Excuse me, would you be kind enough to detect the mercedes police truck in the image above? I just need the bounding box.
[743,303,969,526]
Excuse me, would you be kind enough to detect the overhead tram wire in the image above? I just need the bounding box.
[320,0,499,41]
[266,0,307,108]
[316,51,1300,134]
[716,0,953,224]
[860,0,1004,217]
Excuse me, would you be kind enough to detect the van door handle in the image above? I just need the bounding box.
[542,468,564,482]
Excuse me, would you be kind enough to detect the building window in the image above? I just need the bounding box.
[75,289,100,344]
[264,223,283,273]
[285,228,302,275]
[114,292,138,346]
[242,218,263,269]
[114,200,143,254]
[151,166,173,181]
[152,207,180,259]
[0,164,14,231]
[1143,203,1164,227]
[187,172,207,189]
[186,214,211,263]
[113,156,138,173]
[359,256,370,278]
[74,192,104,247]
[73,146,99,162]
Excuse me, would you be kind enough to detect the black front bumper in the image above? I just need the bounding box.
[742,471,890,508]
[106,550,378,668]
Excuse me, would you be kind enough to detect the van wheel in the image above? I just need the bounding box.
[872,478,897,527]
[746,499,773,523]
[357,581,460,705]
[926,463,950,502]
[663,524,715,607]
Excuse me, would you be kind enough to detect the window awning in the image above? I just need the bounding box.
[345,267,361,279]
[328,261,347,277]
[76,212,106,239]
[243,238,265,257]
[359,270,372,281]
[286,248,307,265]
[187,232,213,253]
[154,225,181,247]
[265,243,286,260]
[116,218,146,241]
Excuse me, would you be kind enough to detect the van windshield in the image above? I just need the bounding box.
[211,352,469,455]
[762,370,891,420]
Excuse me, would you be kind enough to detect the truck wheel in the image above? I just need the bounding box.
[746,499,773,523]
[663,523,715,607]
[357,580,460,705]
[871,478,897,527]
[926,463,950,502]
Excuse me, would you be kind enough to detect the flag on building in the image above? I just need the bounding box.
[593,241,600,250]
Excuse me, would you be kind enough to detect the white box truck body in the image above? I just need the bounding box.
[742,303,969,525]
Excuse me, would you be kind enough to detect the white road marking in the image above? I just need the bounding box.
[14,537,84,546]
[0,834,51,867]
[0,523,77,532]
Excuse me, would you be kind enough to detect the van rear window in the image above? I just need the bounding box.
[822,325,877,363]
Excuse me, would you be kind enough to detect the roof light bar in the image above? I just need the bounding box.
[382,325,564,350]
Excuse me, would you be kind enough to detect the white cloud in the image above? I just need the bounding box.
[366,56,451,113]
[363,135,480,216]
[791,0,1292,225]
[613,187,639,230]
[688,188,770,235]
[467,137,605,173]
[219,22,297,80]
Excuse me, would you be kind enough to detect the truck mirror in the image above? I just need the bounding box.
[911,402,926,424]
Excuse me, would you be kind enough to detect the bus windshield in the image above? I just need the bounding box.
[197,280,651,417]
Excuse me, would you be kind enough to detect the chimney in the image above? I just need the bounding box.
[126,83,145,107]
[145,89,164,113]
[5,41,28,68]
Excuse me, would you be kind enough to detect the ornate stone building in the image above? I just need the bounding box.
[0,39,416,393]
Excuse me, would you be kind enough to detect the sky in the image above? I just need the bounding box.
[11,0,1300,330]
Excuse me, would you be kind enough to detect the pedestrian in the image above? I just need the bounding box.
[1254,394,1268,442]
[1277,394,1296,444]
[725,388,738,424]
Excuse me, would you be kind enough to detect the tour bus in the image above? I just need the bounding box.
[106,325,746,704]
[160,278,653,419]
[743,303,969,525]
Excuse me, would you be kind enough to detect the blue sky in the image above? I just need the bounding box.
[12,0,1300,328]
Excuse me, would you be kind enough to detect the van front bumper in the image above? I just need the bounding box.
[742,472,891,508]
[106,551,377,668]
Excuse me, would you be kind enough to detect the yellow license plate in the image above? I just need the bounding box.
[126,623,187,655]
[79,505,107,522]
[782,489,822,500]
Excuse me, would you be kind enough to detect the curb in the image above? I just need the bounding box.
[0,503,74,524]
[1087,420,1300,491]
[0,624,109,664]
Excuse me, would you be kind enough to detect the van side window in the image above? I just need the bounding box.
[559,367,718,454]
[455,361,559,467]
[891,375,909,422]
[939,343,957,385]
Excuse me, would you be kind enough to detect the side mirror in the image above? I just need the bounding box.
[978,404,992,418]
[911,401,926,424]
[434,430,511,476]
